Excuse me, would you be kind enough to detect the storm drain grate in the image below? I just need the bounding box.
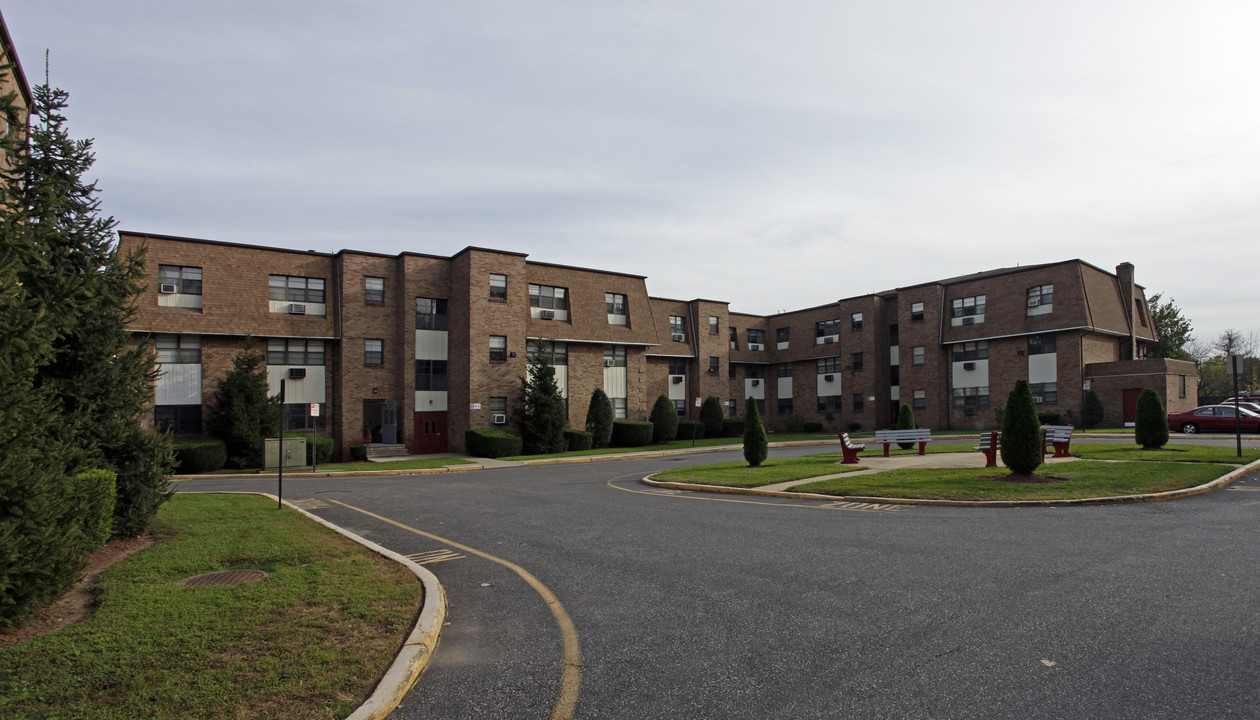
[179,569,269,587]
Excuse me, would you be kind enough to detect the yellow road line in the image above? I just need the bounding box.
[321,497,581,720]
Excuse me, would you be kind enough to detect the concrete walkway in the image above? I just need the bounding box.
[755,451,1081,492]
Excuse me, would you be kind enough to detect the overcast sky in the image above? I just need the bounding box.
[6,1,1258,345]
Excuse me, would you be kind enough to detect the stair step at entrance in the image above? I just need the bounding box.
[365,444,409,459]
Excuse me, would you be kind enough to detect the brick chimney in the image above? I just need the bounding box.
[1116,262,1137,360]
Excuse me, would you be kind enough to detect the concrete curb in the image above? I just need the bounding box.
[642,456,1260,507]
[182,491,445,720]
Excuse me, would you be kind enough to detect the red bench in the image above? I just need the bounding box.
[1041,425,1074,458]
[838,432,866,464]
[974,431,1000,468]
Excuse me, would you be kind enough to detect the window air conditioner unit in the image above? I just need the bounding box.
[964,407,976,416]
[288,367,306,379]
[749,343,763,351]
[1033,396,1044,403]
[824,374,834,382]
[159,283,178,294]
[751,379,760,386]
[604,359,616,367]
[708,368,719,375]
[823,336,836,344]
[961,317,974,325]
[490,413,507,424]
[672,333,685,342]
[1027,298,1040,307]
[669,376,682,384]
[963,362,975,371]
[289,303,307,314]
[539,309,555,320]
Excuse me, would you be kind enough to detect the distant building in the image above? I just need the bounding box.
[120,231,1198,458]
[0,9,33,165]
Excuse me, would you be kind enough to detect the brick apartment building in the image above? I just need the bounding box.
[120,231,1198,459]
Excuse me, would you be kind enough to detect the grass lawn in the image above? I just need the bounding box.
[500,433,837,461]
[788,461,1231,501]
[653,453,863,488]
[1071,443,1260,464]
[0,494,423,720]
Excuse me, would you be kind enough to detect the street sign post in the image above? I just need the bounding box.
[1228,355,1242,457]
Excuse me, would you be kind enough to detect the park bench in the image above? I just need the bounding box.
[872,428,933,456]
[1041,425,1074,458]
[974,431,1000,467]
[838,432,866,464]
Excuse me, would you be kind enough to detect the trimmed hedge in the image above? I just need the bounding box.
[564,429,593,452]
[72,469,117,553]
[650,395,680,443]
[1037,412,1062,426]
[676,420,704,440]
[349,444,367,461]
[847,422,862,433]
[612,421,654,447]
[307,436,334,464]
[722,418,744,437]
[466,428,523,458]
[172,438,227,474]
[803,422,823,433]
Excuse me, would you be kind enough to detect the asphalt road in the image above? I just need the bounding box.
[180,440,1260,719]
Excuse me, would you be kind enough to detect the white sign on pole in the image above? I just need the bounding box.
[309,403,320,417]
[1082,380,1091,391]
[1227,355,1245,376]
[695,398,702,407]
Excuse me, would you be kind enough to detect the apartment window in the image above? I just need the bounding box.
[817,357,842,374]
[889,365,900,386]
[729,327,737,349]
[709,356,720,374]
[602,345,626,368]
[777,327,790,345]
[155,405,202,435]
[1135,299,1148,327]
[912,389,926,410]
[158,265,202,295]
[952,341,989,362]
[1028,334,1056,355]
[415,360,448,391]
[818,395,841,414]
[489,397,507,414]
[605,292,627,315]
[267,338,324,365]
[415,297,449,330]
[777,362,792,378]
[852,394,865,412]
[778,398,793,414]
[1027,284,1053,309]
[668,315,686,341]
[612,397,627,420]
[747,329,765,347]
[754,399,766,415]
[286,403,326,430]
[155,334,200,364]
[729,398,737,417]
[269,275,325,303]
[912,346,925,365]
[673,399,686,417]
[533,341,568,366]
[729,362,737,379]
[746,365,765,379]
[851,312,864,331]
[1029,382,1058,404]
[951,295,986,319]
[490,336,507,362]
[709,316,719,334]
[1179,375,1187,398]
[669,358,687,376]
[889,324,899,346]
[530,284,569,311]
[851,352,864,372]
[816,319,841,341]
[489,274,507,302]
[365,339,383,366]
[910,302,925,322]
[365,277,384,304]
[953,387,990,407]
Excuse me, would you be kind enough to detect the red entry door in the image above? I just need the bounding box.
[1122,388,1143,424]
[414,412,448,454]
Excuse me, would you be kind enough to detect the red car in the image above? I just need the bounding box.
[1168,405,1260,434]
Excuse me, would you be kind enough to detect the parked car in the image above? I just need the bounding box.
[1168,405,1260,434]
[1227,401,1260,415]
[1221,396,1260,407]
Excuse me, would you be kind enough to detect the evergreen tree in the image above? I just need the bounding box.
[1146,293,1194,361]
[1134,388,1169,449]
[700,396,724,438]
[743,396,768,467]
[207,346,279,468]
[895,403,916,449]
[585,388,614,448]
[650,394,679,443]
[519,344,567,455]
[1000,380,1042,475]
[1084,390,1104,429]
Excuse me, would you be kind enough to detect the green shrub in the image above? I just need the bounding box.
[722,418,745,437]
[896,404,916,449]
[72,469,116,553]
[743,396,768,467]
[349,444,367,461]
[847,422,862,433]
[1135,388,1169,449]
[1084,390,1104,428]
[585,389,614,448]
[1000,379,1042,475]
[612,421,654,447]
[465,428,523,458]
[306,436,334,464]
[786,414,805,433]
[172,439,227,474]
[700,396,725,438]
[650,395,680,443]
[564,430,593,452]
[676,420,704,440]
[521,346,568,454]
[110,426,175,538]
[803,422,823,433]
[1037,412,1062,426]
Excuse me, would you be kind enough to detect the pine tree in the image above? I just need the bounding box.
[650,394,679,443]
[1000,379,1042,475]
[1084,390,1104,429]
[1134,388,1169,449]
[520,344,567,455]
[208,346,279,468]
[896,403,916,449]
[585,388,614,448]
[743,396,768,467]
[700,396,724,438]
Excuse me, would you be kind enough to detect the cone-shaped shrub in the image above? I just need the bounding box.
[1000,379,1042,475]
[700,396,725,438]
[1084,390,1104,429]
[896,404,916,449]
[743,397,768,467]
[585,388,614,448]
[1134,388,1169,449]
[650,394,680,443]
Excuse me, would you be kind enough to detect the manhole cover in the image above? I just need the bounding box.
[179,569,269,587]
